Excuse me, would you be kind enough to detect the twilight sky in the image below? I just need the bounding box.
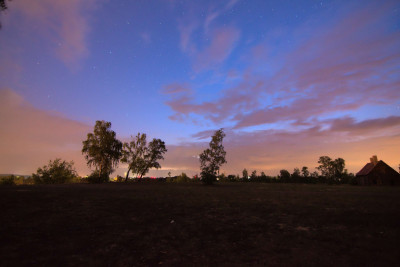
[0,0,399,177]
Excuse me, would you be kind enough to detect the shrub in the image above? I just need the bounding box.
[176,172,191,183]
[33,159,78,184]
[0,175,16,186]
[218,173,229,182]
[201,171,216,185]
[22,176,34,185]
[166,176,177,183]
[87,171,109,183]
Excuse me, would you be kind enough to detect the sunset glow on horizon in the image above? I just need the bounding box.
[0,0,399,177]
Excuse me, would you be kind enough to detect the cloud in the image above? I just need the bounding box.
[204,11,220,33]
[155,122,400,177]
[176,2,241,73]
[329,116,400,134]
[161,83,193,94]
[194,27,240,72]
[0,89,91,175]
[7,0,98,67]
[166,1,400,129]
[178,20,199,54]
[1,88,397,178]
[226,0,240,10]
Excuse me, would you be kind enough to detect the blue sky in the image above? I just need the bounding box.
[0,0,399,176]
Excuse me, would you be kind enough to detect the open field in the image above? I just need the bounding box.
[1,183,400,266]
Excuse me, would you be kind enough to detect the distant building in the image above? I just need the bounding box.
[356,155,400,186]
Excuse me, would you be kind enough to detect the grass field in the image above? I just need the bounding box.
[1,183,399,266]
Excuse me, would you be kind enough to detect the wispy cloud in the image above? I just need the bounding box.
[194,27,240,72]
[7,0,98,67]
[176,1,241,73]
[167,1,400,129]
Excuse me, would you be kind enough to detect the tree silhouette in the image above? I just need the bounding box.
[121,133,167,181]
[242,168,248,181]
[82,120,122,180]
[0,0,8,11]
[0,0,10,29]
[199,129,227,185]
[317,156,346,182]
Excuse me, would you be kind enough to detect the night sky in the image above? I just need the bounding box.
[0,0,399,177]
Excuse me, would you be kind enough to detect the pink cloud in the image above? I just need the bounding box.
[330,116,400,133]
[176,2,241,73]
[194,27,240,72]
[161,83,193,94]
[166,1,400,129]
[154,119,400,177]
[226,0,240,10]
[1,89,397,178]
[7,0,97,67]
[0,89,91,175]
[178,21,199,54]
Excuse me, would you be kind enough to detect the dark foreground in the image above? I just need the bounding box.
[1,183,399,266]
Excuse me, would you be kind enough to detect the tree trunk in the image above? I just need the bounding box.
[99,162,103,178]
[125,167,131,182]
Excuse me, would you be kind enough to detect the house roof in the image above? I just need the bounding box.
[356,162,376,176]
[356,160,400,177]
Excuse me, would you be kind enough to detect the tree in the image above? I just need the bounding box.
[279,169,291,182]
[301,166,309,178]
[32,158,77,184]
[199,129,227,185]
[316,156,346,182]
[242,168,248,181]
[121,133,167,181]
[291,168,301,182]
[82,120,122,181]
[292,168,300,177]
[0,0,10,29]
[121,133,147,181]
[251,170,257,180]
[0,0,8,12]
[316,156,333,177]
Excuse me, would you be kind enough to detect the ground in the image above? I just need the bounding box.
[1,183,399,266]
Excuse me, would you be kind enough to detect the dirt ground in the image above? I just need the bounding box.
[1,183,399,266]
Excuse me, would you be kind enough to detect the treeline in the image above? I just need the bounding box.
[0,121,356,186]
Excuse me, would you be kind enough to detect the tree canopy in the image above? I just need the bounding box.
[82,120,122,180]
[199,129,227,184]
[0,0,10,29]
[121,133,167,181]
[317,156,346,181]
[0,0,8,11]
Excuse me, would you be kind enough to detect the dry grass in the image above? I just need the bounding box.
[1,183,400,266]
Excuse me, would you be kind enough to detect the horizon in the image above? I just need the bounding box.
[0,0,399,177]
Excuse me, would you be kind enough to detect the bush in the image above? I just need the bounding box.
[218,173,229,182]
[201,171,216,185]
[87,171,109,183]
[176,172,191,183]
[115,175,124,182]
[33,159,78,184]
[0,175,16,186]
[166,176,177,183]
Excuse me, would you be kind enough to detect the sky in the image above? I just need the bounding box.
[0,0,399,177]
